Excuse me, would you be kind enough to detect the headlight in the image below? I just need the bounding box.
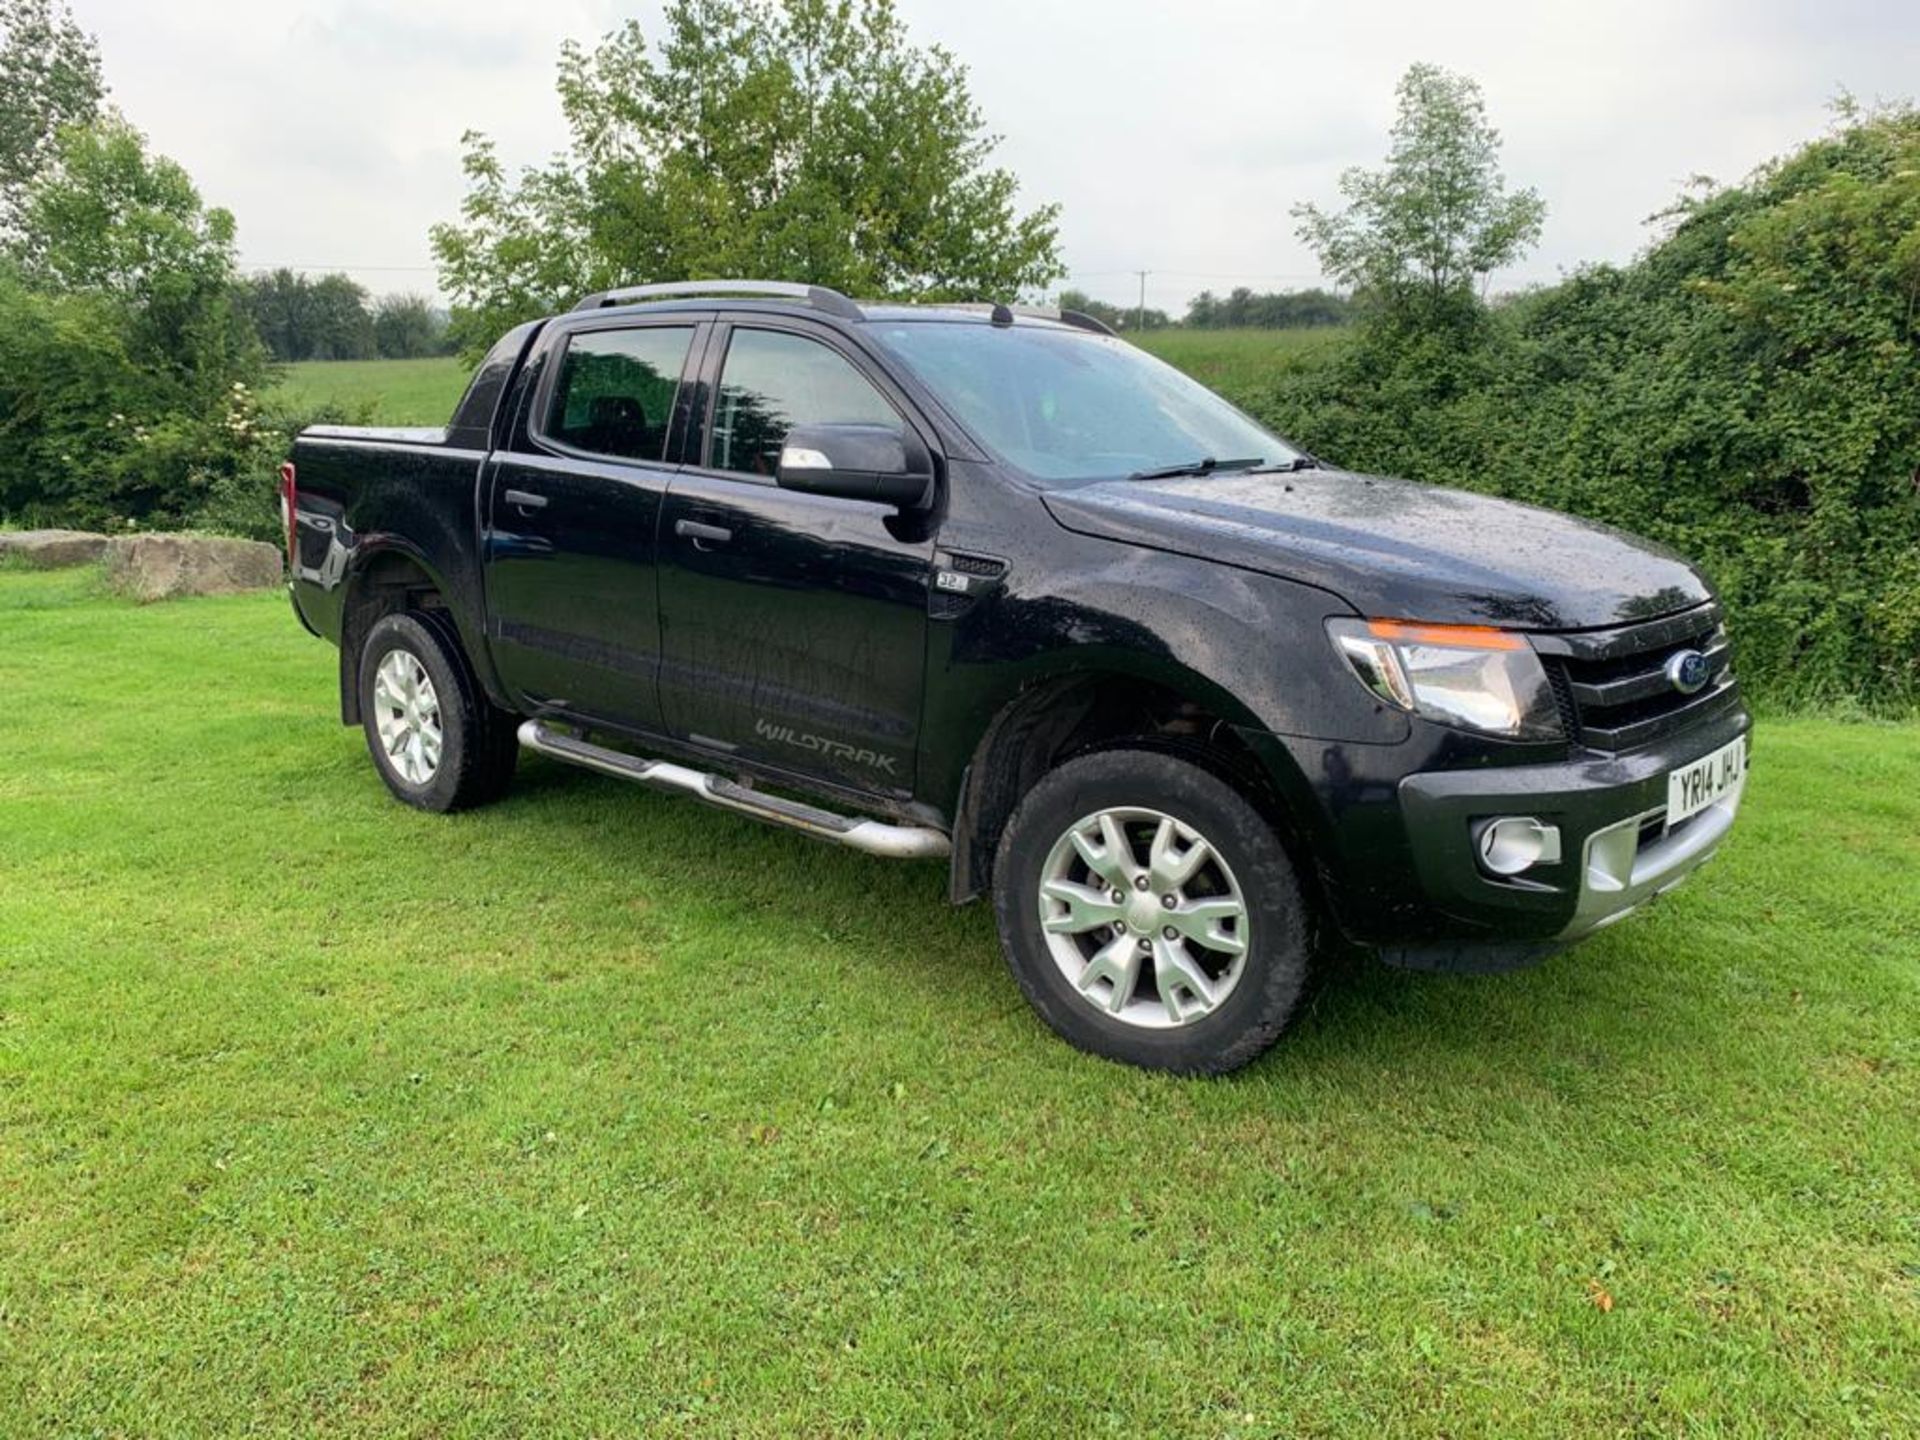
[1327,618,1561,741]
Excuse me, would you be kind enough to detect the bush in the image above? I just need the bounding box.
[0,116,322,542]
[0,270,356,540]
[1253,104,1920,712]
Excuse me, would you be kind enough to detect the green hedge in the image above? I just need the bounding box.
[1245,106,1920,711]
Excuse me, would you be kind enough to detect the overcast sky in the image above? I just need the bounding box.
[78,0,1920,314]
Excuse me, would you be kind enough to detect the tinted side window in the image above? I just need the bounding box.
[710,328,899,477]
[545,326,694,462]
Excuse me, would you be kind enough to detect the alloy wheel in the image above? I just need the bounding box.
[371,647,443,786]
[1036,806,1250,1028]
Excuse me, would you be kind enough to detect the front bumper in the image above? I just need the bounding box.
[1384,702,1751,962]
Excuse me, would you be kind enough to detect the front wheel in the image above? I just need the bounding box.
[992,748,1313,1074]
[357,610,518,813]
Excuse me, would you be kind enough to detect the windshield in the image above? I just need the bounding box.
[873,321,1302,484]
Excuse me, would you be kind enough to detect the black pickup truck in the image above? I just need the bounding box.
[283,279,1749,1073]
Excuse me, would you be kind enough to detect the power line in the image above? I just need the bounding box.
[1070,267,1327,283]
[239,260,439,273]
[238,259,1328,284]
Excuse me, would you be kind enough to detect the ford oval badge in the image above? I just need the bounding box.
[1665,649,1710,695]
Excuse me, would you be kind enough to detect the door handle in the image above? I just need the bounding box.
[503,488,548,511]
[674,518,733,546]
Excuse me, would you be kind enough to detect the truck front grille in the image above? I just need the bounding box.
[1533,602,1738,752]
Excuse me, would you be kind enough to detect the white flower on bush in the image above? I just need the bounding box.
[222,382,261,443]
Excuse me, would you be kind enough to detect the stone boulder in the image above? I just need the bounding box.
[106,534,283,602]
[0,529,109,569]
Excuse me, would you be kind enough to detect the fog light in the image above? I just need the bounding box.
[1477,816,1562,877]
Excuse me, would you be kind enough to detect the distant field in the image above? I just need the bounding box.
[270,328,1348,427]
[272,357,472,426]
[1136,325,1346,400]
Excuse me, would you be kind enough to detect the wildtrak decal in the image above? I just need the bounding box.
[755,718,900,775]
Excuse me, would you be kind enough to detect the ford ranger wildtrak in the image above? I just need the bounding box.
[281,280,1749,1073]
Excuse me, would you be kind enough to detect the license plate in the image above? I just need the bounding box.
[1667,736,1747,825]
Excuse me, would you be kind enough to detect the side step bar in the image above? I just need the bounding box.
[517,720,950,860]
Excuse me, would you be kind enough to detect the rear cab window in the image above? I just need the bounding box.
[543,327,695,463]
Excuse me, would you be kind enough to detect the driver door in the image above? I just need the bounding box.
[655,322,935,797]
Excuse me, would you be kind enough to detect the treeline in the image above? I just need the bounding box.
[239,269,454,362]
[1055,289,1172,331]
[1184,287,1350,329]
[1057,286,1353,332]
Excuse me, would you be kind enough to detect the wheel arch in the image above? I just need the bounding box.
[946,662,1321,909]
[337,542,497,726]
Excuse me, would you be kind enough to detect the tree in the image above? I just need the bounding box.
[14,113,260,387]
[303,272,375,360]
[238,267,311,360]
[3,113,269,530]
[1293,64,1543,329]
[0,0,103,233]
[1258,101,1920,710]
[432,0,1064,355]
[240,268,389,361]
[371,293,449,358]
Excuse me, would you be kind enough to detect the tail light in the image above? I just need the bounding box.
[277,461,297,567]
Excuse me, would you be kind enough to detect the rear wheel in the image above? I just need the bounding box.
[357,610,517,812]
[992,748,1312,1073]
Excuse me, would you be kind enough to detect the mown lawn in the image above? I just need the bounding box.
[269,329,1346,429]
[1,569,1916,1436]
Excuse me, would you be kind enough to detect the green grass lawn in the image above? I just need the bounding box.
[270,329,1343,429]
[1,570,1916,1436]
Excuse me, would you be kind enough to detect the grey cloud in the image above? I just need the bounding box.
[73,0,1920,315]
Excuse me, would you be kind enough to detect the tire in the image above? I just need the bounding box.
[992,747,1313,1074]
[356,610,518,813]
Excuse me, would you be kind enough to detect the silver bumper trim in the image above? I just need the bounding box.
[1561,772,1747,938]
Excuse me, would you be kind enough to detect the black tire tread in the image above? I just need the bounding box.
[357,609,518,813]
[992,746,1313,1075]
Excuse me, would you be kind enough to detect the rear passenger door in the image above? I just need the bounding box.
[484,319,702,729]
[655,321,934,798]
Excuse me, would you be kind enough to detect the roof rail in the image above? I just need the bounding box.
[938,300,1117,337]
[571,279,864,321]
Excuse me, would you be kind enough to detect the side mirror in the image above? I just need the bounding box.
[776,423,935,510]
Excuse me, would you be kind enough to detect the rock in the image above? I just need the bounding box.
[105,534,283,602]
[0,529,109,569]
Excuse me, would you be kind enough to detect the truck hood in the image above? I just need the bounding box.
[1040,468,1711,630]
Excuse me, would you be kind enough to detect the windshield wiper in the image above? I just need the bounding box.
[1128,456,1264,481]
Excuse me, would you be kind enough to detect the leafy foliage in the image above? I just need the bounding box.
[1256,103,1920,710]
[370,293,451,360]
[0,115,299,538]
[0,0,102,233]
[1294,63,1543,332]
[432,0,1063,356]
[240,269,373,361]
